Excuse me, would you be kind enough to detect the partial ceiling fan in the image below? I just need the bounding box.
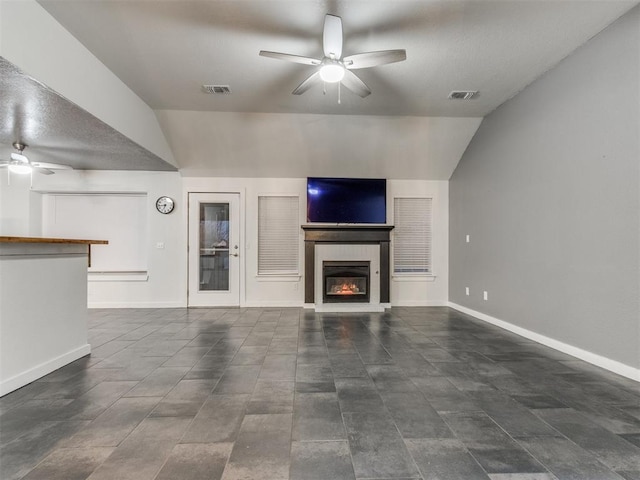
[0,142,72,176]
[259,14,406,98]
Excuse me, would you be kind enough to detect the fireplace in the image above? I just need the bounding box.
[302,225,394,311]
[323,261,370,303]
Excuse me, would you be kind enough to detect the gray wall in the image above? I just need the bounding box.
[449,6,640,368]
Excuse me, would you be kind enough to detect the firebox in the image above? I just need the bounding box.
[323,261,370,303]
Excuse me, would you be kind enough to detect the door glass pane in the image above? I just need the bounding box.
[199,203,230,291]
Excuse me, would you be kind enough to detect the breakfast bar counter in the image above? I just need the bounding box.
[0,236,108,396]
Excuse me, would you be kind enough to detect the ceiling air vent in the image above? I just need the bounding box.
[448,90,478,100]
[202,85,231,95]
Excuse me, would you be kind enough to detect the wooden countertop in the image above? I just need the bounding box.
[0,236,108,245]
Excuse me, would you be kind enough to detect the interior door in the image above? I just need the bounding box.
[188,193,240,307]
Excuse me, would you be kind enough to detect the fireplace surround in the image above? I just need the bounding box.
[302,225,394,309]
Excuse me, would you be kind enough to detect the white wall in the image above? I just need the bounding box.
[389,180,448,306]
[184,177,306,307]
[1,170,447,308]
[29,170,186,308]
[184,176,448,308]
[0,173,42,236]
[1,243,90,396]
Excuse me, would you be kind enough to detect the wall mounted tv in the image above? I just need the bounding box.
[306,177,386,224]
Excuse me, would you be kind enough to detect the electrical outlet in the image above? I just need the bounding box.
[483,291,488,301]
[156,242,165,249]
[465,287,470,296]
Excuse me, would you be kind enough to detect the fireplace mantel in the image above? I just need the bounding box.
[301,225,394,305]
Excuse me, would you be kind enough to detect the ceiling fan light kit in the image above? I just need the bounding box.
[259,14,406,99]
[8,163,32,175]
[1,142,73,178]
[319,63,345,83]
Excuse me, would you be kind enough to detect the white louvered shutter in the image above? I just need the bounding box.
[258,196,299,274]
[393,198,432,273]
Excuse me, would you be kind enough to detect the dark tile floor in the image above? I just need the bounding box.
[1,307,640,480]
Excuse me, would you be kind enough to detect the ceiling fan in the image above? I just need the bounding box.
[0,142,72,175]
[259,14,406,98]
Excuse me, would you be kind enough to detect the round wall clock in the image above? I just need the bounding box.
[156,196,175,214]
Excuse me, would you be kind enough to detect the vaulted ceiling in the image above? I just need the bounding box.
[1,1,637,178]
[39,0,636,117]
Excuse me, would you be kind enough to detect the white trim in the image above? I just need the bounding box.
[392,274,436,282]
[88,272,149,282]
[255,274,302,282]
[0,344,91,397]
[243,300,304,308]
[88,301,185,309]
[449,302,640,382]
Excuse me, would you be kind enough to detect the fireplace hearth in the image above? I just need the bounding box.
[323,261,370,303]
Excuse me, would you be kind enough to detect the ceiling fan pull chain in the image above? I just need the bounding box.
[323,82,326,95]
[338,82,341,104]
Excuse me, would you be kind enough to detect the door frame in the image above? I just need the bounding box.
[187,191,244,307]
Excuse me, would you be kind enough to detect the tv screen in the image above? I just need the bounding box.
[306,177,386,224]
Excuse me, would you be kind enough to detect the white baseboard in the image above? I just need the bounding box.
[0,344,91,397]
[449,302,640,382]
[88,301,186,309]
[243,301,304,308]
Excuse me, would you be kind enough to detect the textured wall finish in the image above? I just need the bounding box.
[449,7,640,368]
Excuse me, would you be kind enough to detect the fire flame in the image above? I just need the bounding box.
[331,282,360,295]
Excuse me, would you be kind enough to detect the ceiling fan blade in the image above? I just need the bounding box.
[340,70,371,98]
[31,162,72,170]
[34,167,55,175]
[292,71,321,95]
[259,51,320,66]
[343,50,407,69]
[10,152,29,163]
[323,14,343,59]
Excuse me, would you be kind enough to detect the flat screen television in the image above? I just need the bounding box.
[306,177,386,224]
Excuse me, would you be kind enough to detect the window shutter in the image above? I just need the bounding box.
[258,196,299,274]
[393,197,432,274]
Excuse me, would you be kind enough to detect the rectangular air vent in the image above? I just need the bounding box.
[202,85,231,94]
[448,90,478,100]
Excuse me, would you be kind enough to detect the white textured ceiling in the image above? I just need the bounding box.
[39,0,637,117]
